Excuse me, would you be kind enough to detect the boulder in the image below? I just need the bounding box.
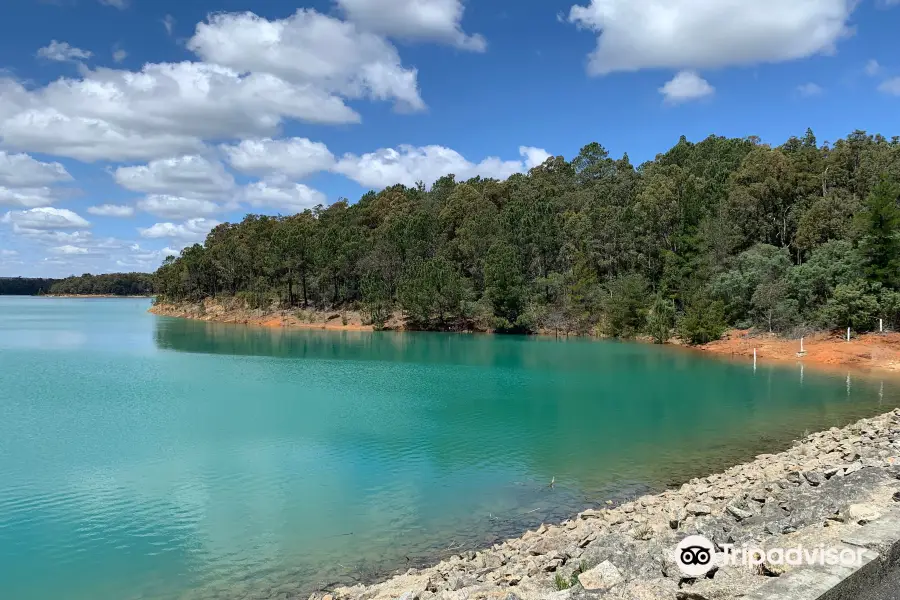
[578,560,624,591]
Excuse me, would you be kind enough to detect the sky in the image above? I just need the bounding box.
[0,0,899,277]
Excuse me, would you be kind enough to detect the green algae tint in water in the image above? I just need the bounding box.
[2,296,900,600]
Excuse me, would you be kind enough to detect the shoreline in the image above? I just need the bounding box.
[42,294,154,299]
[150,301,900,374]
[312,408,900,600]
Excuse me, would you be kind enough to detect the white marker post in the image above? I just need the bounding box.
[847,327,851,342]
[753,348,757,372]
[880,318,884,333]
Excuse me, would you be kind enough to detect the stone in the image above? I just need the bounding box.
[803,471,825,486]
[578,560,624,591]
[847,503,882,524]
[726,505,753,521]
[686,503,712,516]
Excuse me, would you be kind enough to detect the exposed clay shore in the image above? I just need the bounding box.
[306,409,900,600]
[699,329,900,374]
[44,294,153,298]
[151,301,900,374]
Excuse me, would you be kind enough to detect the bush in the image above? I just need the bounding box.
[600,273,650,338]
[678,296,727,345]
[816,279,880,332]
[646,293,676,344]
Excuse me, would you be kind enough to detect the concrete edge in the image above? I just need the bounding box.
[744,507,900,600]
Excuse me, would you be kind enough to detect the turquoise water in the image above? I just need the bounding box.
[1,296,899,600]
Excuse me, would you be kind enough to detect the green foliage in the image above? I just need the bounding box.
[600,273,649,338]
[0,277,58,295]
[678,296,727,345]
[857,178,900,288]
[817,280,881,332]
[553,573,571,591]
[48,273,153,296]
[146,130,900,338]
[647,293,676,343]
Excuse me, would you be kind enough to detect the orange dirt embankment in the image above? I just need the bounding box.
[148,299,390,331]
[698,329,900,373]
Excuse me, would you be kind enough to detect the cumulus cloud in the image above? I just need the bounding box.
[333,144,549,189]
[2,207,90,231]
[879,78,900,95]
[87,204,134,217]
[115,155,235,198]
[568,0,856,75]
[136,195,224,220]
[0,187,62,209]
[243,179,327,212]
[222,138,335,178]
[797,82,824,97]
[0,151,71,188]
[336,0,486,51]
[659,71,714,103]
[520,146,552,169]
[865,59,881,76]
[37,41,93,62]
[50,244,90,255]
[0,61,362,162]
[187,10,424,112]
[139,218,220,242]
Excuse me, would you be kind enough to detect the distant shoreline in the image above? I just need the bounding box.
[41,294,154,299]
[150,300,900,374]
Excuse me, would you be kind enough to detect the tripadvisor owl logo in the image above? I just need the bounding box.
[675,535,717,577]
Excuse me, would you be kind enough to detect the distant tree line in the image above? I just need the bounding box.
[154,130,900,342]
[0,277,58,295]
[48,273,154,296]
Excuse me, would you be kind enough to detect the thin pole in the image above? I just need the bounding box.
[753,348,757,372]
[800,337,804,352]
[880,318,883,333]
[847,327,851,342]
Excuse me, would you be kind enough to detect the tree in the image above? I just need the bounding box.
[600,273,649,338]
[483,241,526,331]
[817,280,880,332]
[857,178,900,288]
[678,296,727,345]
[647,293,676,343]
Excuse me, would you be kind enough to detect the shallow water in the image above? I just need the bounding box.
[1,296,898,599]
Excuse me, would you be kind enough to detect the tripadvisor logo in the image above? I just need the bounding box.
[675,535,716,577]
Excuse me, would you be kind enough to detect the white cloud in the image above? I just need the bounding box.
[162,15,175,36]
[99,0,129,9]
[221,137,335,178]
[568,0,856,75]
[865,59,881,76]
[87,204,134,217]
[797,82,824,97]
[50,244,90,255]
[112,48,128,63]
[0,249,17,257]
[0,186,62,208]
[2,207,90,231]
[333,144,547,189]
[0,151,72,187]
[136,195,224,220]
[0,62,359,163]
[336,0,486,51]
[243,179,327,212]
[139,218,220,243]
[519,146,551,169]
[115,155,235,198]
[878,78,900,95]
[187,10,425,112]
[659,71,715,103]
[37,41,93,62]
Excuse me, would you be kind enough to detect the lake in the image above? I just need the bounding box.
[1,296,898,599]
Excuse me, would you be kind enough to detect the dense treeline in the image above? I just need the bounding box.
[0,277,58,295]
[155,130,900,342]
[49,273,154,296]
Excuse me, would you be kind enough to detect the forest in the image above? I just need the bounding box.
[154,130,900,343]
[0,277,58,295]
[47,273,154,296]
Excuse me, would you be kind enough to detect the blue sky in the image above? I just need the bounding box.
[1,0,899,277]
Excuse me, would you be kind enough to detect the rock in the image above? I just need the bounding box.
[803,471,825,486]
[398,593,417,600]
[725,505,753,521]
[447,575,476,591]
[578,560,624,591]
[843,462,864,476]
[893,491,900,502]
[847,503,882,524]
[686,503,712,516]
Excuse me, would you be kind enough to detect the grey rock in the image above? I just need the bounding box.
[686,503,712,516]
[804,471,825,486]
[578,560,624,591]
[725,505,753,521]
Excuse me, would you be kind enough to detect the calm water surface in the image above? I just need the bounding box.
[2,296,899,599]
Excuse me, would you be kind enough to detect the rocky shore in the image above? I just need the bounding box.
[309,409,900,600]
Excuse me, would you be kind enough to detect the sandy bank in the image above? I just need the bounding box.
[149,299,383,331]
[699,329,900,374]
[43,294,153,298]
